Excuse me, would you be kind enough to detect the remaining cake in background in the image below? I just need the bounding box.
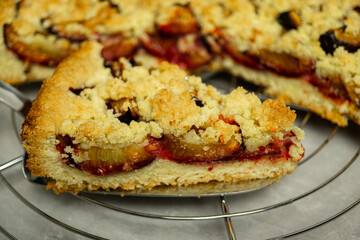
[2,0,359,126]
[21,41,304,194]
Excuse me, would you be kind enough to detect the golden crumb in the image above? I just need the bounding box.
[253,99,296,132]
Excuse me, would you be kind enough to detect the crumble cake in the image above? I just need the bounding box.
[21,41,304,194]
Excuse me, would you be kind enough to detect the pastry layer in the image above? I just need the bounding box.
[46,158,299,194]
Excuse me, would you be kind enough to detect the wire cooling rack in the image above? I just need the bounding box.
[0,76,359,240]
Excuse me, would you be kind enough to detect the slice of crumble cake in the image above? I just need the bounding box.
[21,41,304,194]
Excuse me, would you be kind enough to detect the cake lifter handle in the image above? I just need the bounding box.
[0,80,43,183]
[0,80,26,171]
[0,80,32,117]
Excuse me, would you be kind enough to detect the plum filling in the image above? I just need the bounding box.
[277,10,301,30]
[56,135,80,169]
[221,38,315,77]
[103,60,124,78]
[221,38,353,102]
[100,34,138,62]
[55,132,301,176]
[302,73,350,103]
[56,135,154,175]
[140,32,213,69]
[80,159,153,176]
[222,41,264,71]
[191,97,204,107]
[156,4,198,35]
[107,99,139,124]
[69,86,94,96]
[78,146,154,175]
[3,24,71,66]
[140,4,212,68]
[219,115,240,127]
[145,135,295,164]
[319,26,360,55]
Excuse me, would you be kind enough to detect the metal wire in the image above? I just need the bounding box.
[267,148,360,239]
[267,196,360,240]
[298,112,312,128]
[0,171,109,240]
[298,126,339,166]
[2,111,108,240]
[0,156,22,171]
[69,146,359,221]
[220,195,237,240]
[0,223,16,240]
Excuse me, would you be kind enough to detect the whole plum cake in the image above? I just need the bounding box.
[1,0,360,126]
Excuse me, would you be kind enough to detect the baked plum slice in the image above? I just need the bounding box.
[221,40,263,70]
[4,23,71,66]
[103,59,125,78]
[277,10,301,30]
[56,135,153,175]
[320,26,360,55]
[145,135,241,163]
[145,134,297,164]
[222,39,314,76]
[256,50,315,76]
[80,145,154,175]
[156,4,198,35]
[47,4,119,42]
[302,73,350,102]
[56,132,299,176]
[107,98,139,124]
[100,34,138,62]
[140,32,213,69]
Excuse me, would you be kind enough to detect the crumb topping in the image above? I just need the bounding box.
[22,41,303,154]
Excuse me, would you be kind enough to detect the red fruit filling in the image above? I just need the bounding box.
[56,135,153,175]
[221,39,315,77]
[56,135,80,169]
[106,99,139,124]
[221,38,351,102]
[140,32,213,69]
[302,73,350,103]
[222,41,264,71]
[100,34,138,62]
[55,132,302,176]
[69,86,94,96]
[3,24,70,66]
[145,135,296,164]
[79,158,154,176]
[157,4,198,35]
